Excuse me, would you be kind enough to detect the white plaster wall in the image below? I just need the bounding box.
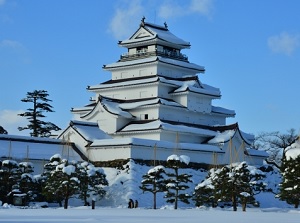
[187,95,212,113]
[157,63,196,78]
[88,146,131,162]
[90,145,222,164]
[111,65,157,80]
[97,84,158,100]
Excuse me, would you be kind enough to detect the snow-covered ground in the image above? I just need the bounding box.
[1,157,299,222]
[1,206,300,223]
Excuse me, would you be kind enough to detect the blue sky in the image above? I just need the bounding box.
[0,0,299,136]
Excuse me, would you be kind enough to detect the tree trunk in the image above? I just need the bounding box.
[174,168,178,210]
[153,192,157,209]
[232,195,237,211]
[242,202,246,212]
[64,198,68,209]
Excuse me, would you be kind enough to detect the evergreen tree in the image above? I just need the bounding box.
[193,169,218,208]
[140,165,166,209]
[0,160,19,203]
[18,162,36,202]
[0,125,8,134]
[41,154,64,206]
[76,161,108,206]
[195,162,266,211]
[43,159,80,209]
[278,155,300,208]
[164,155,192,209]
[18,90,61,137]
[0,160,39,204]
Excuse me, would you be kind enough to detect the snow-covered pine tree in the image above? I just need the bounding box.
[278,155,300,208]
[43,156,80,209]
[193,168,218,208]
[76,161,108,206]
[0,160,19,203]
[18,90,61,137]
[164,155,192,209]
[45,159,80,209]
[140,165,166,209]
[18,162,36,202]
[196,162,266,211]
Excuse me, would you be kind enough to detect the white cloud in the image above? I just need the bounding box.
[108,0,214,40]
[0,39,31,63]
[108,0,144,40]
[0,109,29,135]
[0,0,6,6]
[158,0,214,20]
[189,0,213,17]
[268,32,300,56]
[0,39,24,49]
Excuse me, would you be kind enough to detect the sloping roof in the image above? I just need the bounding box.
[88,74,219,98]
[103,56,204,72]
[68,120,112,142]
[119,21,190,49]
[211,106,235,116]
[207,123,255,146]
[90,137,223,153]
[117,119,217,137]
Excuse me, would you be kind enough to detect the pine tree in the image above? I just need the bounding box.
[18,90,61,137]
[18,162,36,202]
[193,169,218,208]
[43,159,80,209]
[278,155,300,208]
[140,165,166,209]
[164,155,192,209]
[196,162,266,211]
[0,125,8,134]
[41,154,64,206]
[0,160,19,203]
[76,161,108,206]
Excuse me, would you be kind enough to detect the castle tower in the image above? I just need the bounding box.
[60,18,267,165]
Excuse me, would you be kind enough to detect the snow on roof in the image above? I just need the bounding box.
[89,76,159,90]
[207,130,236,144]
[285,138,300,160]
[211,106,235,116]
[208,126,255,146]
[89,75,220,99]
[103,56,204,72]
[90,137,223,153]
[120,120,217,137]
[120,22,190,49]
[68,120,112,142]
[101,97,133,119]
[246,148,268,157]
[119,98,184,110]
[161,76,220,97]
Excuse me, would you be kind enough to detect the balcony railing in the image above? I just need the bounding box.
[120,49,188,62]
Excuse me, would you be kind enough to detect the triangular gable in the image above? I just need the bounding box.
[133,27,153,39]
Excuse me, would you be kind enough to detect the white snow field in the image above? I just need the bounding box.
[0,206,300,223]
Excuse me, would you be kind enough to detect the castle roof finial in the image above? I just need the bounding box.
[164,21,168,29]
[140,16,145,27]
